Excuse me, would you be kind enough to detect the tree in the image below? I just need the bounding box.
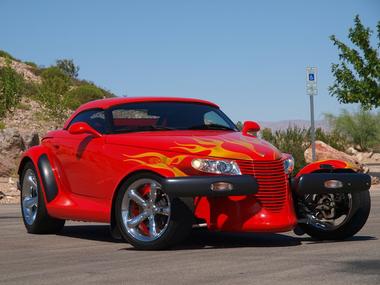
[37,67,71,123]
[329,15,380,109]
[325,109,380,151]
[0,59,24,118]
[56,59,79,79]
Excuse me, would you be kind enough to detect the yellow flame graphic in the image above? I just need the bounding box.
[123,152,187,176]
[171,137,269,160]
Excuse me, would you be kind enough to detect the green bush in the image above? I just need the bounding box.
[0,50,16,60]
[24,61,38,69]
[260,126,350,174]
[56,59,79,79]
[65,84,105,110]
[0,59,24,118]
[261,126,308,173]
[325,109,380,151]
[37,67,71,123]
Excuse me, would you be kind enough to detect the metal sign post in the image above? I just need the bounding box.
[306,67,317,161]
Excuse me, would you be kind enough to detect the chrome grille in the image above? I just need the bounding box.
[237,159,287,212]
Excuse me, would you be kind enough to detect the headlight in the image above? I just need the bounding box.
[283,155,295,174]
[191,159,241,175]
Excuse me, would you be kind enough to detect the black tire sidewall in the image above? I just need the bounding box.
[20,161,64,234]
[300,191,371,240]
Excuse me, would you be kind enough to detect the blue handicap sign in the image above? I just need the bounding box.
[309,73,315,81]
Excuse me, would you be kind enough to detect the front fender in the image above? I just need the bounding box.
[295,159,355,178]
[292,160,371,196]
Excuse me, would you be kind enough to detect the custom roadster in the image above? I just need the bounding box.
[18,97,371,249]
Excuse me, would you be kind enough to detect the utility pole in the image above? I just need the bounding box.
[306,67,317,161]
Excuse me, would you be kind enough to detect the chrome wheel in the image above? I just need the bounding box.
[22,169,39,225]
[301,193,353,230]
[121,178,171,242]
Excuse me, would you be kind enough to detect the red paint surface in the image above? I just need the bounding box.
[20,97,354,232]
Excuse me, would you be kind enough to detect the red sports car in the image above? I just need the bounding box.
[18,97,371,249]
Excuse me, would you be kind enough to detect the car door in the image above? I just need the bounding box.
[52,109,111,199]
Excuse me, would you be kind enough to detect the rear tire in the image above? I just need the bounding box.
[20,161,65,234]
[299,191,370,240]
[115,173,193,250]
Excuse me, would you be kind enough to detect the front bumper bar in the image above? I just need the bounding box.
[293,173,371,196]
[161,175,258,197]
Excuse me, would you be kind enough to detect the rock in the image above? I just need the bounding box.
[22,132,40,148]
[0,128,25,176]
[371,176,380,185]
[304,140,364,172]
[371,153,380,162]
[346,147,358,155]
[355,152,374,163]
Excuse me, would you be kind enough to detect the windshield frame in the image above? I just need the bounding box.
[106,101,238,134]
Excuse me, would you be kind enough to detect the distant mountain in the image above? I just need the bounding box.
[258,120,330,132]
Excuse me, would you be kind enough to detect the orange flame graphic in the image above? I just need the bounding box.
[123,152,188,176]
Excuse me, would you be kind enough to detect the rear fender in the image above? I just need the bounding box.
[18,146,59,204]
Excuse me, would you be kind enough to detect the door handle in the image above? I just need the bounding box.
[53,144,60,150]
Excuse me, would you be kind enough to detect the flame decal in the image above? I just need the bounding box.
[123,152,187,176]
[171,137,279,160]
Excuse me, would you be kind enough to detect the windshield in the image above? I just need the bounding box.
[109,102,238,133]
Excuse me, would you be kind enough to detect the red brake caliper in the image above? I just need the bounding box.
[137,184,151,235]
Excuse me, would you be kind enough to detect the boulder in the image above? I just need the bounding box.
[0,128,26,176]
[304,140,364,172]
[371,153,380,162]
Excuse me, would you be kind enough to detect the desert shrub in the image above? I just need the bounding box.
[0,50,16,60]
[325,109,380,151]
[24,61,38,69]
[260,126,350,174]
[235,121,243,130]
[261,126,308,173]
[0,59,24,118]
[37,67,71,123]
[65,84,105,110]
[0,121,5,129]
[56,59,79,79]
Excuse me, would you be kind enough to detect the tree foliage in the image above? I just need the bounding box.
[325,109,380,151]
[329,15,380,109]
[260,126,349,174]
[0,59,24,118]
[56,59,79,79]
[37,67,71,123]
[65,84,105,109]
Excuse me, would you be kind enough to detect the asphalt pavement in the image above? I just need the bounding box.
[1,190,379,285]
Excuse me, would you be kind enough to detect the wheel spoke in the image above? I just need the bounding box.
[128,189,147,208]
[23,196,37,209]
[27,175,37,188]
[149,183,158,204]
[155,206,170,216]
[127,211,149,228]
[148,215,158,237]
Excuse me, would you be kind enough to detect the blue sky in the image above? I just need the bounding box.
[1,0,379,122]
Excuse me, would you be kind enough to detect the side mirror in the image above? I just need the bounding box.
[68,122,101,137]
[242,121,260,136]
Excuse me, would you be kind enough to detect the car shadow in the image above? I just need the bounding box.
[297,235,377,244]
[57,225,376,250]
[58,225,124,243]
[58,225,302,249]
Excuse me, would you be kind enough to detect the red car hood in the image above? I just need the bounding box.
[106,130,282,161]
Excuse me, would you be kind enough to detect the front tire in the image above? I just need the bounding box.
[298,191,371,240]
[115,173,193,250]
[20,161,65,234]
